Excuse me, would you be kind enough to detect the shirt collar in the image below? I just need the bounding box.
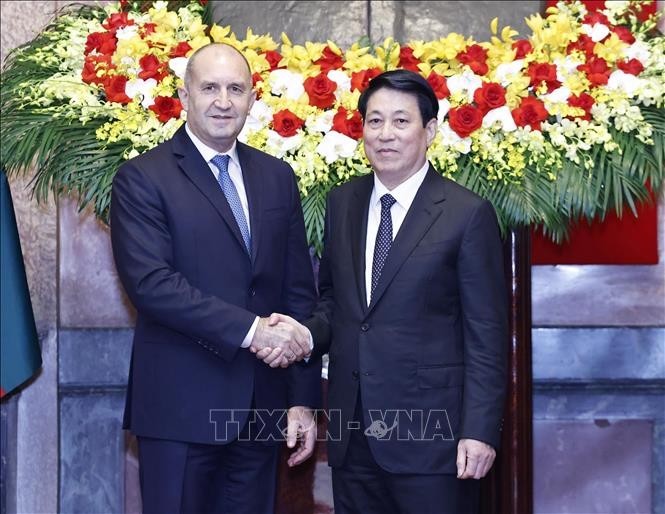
[185,123,239,167]
[371,160,430,209]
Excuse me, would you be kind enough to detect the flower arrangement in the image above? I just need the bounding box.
[1,0,663,252]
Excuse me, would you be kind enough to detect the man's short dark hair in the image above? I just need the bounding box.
[357,69,439,127]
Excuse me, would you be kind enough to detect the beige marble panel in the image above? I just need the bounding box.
[371,0,542,43]
[59,197,135,328]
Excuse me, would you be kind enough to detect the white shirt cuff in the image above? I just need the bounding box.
[241,316,260,348]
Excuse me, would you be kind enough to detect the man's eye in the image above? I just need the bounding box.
[367,118,382,126]
[395,118,408,125]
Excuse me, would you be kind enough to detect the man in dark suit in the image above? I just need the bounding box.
[110,43,320,514]
[268,70,508,513]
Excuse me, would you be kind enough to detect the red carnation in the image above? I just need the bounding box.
[272,109,305,137]
[448,105,483,138]
[314,46,344,72]
[398,47,421,72]
[511,96,548,131]
[457,44,489,76]
[138,54,169,81]
[140,23,157,37]
[426,72,450,100]
[527,62,560,92]
[617,58,644,76]
[104,75,131,104]
[583,11,610,26]
[613,26,635,44]
[262,50,284,71]
[149,96,183,123]
[350,67,382,92]
[473,82,506,114]
[332,107,363,140]
[85,31,117,56]
[578,56,610,87]
[304,73,337,109]
[103,12,133,32]
[512,39,533,59]
[567,35,596,57]
[81,54,114,86]
[169,41,192,58]
[568,92,595,121]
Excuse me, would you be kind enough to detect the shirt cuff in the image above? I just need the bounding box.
[241,316,259,348]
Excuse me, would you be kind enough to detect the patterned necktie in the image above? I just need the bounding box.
[211,154,251,254]
[371,193,397,300]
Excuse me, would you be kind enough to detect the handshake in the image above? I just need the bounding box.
[249,313,311,368]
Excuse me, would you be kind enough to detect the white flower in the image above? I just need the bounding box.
[327,69,350,99]
[447,71,482,103]
[437,99,450,124]
[494,59,524,86]
[269,69,305,100]
[438,122,472,154]
[581,23,611,42]
[316,130,357,163]
[125,78,157,108]
[169,57,188,80]
[623,41,650,65]
[554,56,583,82]
[482,106,517,132]
[607,70,642,96]
[238,100,273,141]
[115,25,139,40]
[542,86,571,104]
[307,110,335,133]
[266,130,303,158]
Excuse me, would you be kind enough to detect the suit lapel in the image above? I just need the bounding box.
[367,166,446,314]
[237,142,262,263]
[348,175,373,314]
[172,127,250,256]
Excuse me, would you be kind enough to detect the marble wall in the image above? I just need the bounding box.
[1,1,664,513]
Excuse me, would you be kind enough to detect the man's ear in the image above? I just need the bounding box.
[425,117,438,146]
[178,86,189,111]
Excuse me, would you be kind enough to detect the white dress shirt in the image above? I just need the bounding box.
[185,125,258,348]
[365,161,429,306]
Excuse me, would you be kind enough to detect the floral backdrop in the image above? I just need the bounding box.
[1,0,663,253]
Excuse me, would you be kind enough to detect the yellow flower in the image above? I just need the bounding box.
[148,6,180,32]
[210,24,233,43]
[374,37,400,70]
[241,28,278,52]
[343,43,383,72]
[594,33,628,63]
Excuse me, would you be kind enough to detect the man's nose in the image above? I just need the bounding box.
[214,91,232,108]
[378,123,395,140]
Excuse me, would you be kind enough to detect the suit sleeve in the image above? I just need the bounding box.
[457,200,508,449]
[110,162,256,362]
[280,168,322,408]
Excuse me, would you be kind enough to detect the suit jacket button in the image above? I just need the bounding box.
[360,323,369,332]
[352,370,359,379]
[249,288,256,297]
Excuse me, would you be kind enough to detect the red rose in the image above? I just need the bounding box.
[149,96,183,123]
[512,40,533,59]
[628,1,656,22]
[568,92,595,120]
[332,107,363,140]
[426,72,450,100]
[252,72,264,98]
[473,82,506,114]
[350,67,382,92]
[613,26,635,44]
[583,11,610,26]
[103,12,133,32]
[272,109,305,137]
[448,105,483,138]
[314,46,344,72]
[457,44,489,76]
[304,73,337,109]
[511,96,548,131]
[104,75,131,104]
[140,23,157,37]
[617,58,644,76]
[398,47,421,72]
[169,42,191,58]
[567,35,596,57]
[81,54,114,86]
[577,56,610,87]
[139,54,169,81]
[527,62,559,91]
[262,50,284,71]
[85,31,117,56]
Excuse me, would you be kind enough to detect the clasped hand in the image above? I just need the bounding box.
[249,313,311,368]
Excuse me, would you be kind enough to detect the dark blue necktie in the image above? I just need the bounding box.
[211,154,251,254]
[371,193,396,300]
